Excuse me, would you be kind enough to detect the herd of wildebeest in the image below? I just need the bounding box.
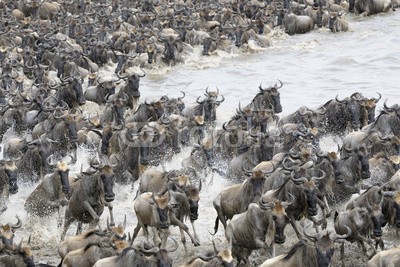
[0,0,400,266]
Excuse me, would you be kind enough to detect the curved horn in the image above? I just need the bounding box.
[373,92,381,103]
[12,216,22,229]
[274,79,283,89]
[168,237,179,252]
[311,170,326,181]
[335,95,347,104]
[196,96,204,104]
[331,225,351,241]
[291,171,308,184]
[178,91,185,100]
[140,241,160,254]
[303,226,318,242]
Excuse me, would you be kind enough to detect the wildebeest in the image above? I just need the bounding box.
[61,239,128,267]
[368,246,400,267]
[0,159,19,214]
[334,205,382,263]
[0,236,34,267]
[248,80,283,115]
[260,227,350,267]
[132,192,200,249]
[24,157,71,217]
[329,12,349,32]
[225,198,291,264]
[188,87,225,125]
[61,157,116,240]
[58,216,127,261]
[179,241,233,267]
[282,13,315,35]
[212,169,270,234]
[0,216,22,251]
[349,0,392,15]
[93,240,177,267]
[364,101,400,137]
[167,182,201,253]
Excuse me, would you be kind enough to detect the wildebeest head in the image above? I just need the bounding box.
[196,87,225,122]
[17,236,35,267]
[49,157,71,194]
[302,226,350,267]
[0,216,22,250]
[1,159,19,194]
[362,93,381,124]
[107,215,127,241]
[256,80,283,113]
[291,170,326,216]
[90,158,116,203]
[259,199,291,244]
[100,165,116,202]
[152,192,170,229]
[383,191,400,228]
[367,202,384,237]
[139,237,178,266]
[337,146,370,184]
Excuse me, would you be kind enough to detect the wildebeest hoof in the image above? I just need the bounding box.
[193,240,200,246]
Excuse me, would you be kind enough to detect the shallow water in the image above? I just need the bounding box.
[1,10,400,266]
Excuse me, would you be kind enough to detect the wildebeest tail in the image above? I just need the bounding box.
[211,217,219,235]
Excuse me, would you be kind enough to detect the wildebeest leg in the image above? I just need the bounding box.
[151,226,163,247]
[375,236,384,251]
[340,242,345,266]
[179,227,188,254]
[190,219,199,242]
[76,222,82,235]
[105,202,115,226]
[322,195,331,216]
[289,218,303,240]
[83,200,102,230]
[61,208,75,240]
[316,198,328,229]
[131,221,144,244]
[170,214,200,246]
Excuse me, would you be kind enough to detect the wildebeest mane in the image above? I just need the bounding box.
[82,229,107,239]
[282,240,317,265]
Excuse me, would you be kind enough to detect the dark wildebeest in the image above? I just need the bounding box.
[115,70,145,110]
[335,144,371,194]
[24,156,71,217]
[61,157,116,240]
[248,80,283,115]
[260,227,350,267]
[364,101,400,137]
[191,87,225,124]
[225,198,291,264]
[167,182,201,253]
